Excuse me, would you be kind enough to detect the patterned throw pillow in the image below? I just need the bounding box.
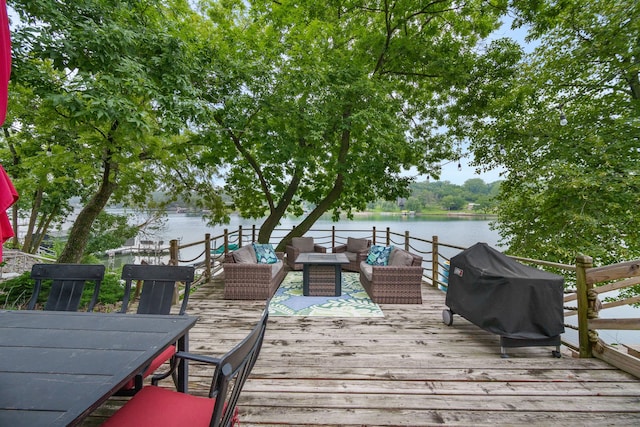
[365,245,393,266]
[252,243,278,264]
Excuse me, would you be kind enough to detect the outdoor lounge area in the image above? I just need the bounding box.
[81,275,640,426]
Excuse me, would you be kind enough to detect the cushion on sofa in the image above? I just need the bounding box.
[346,237,369,253]
[253,243,279,264]
[271,260,284,278]
[291,237,314,252]
[360,261,373,281]
[233,245,257,264]
[389,248,414,266]
[366,245,393,266]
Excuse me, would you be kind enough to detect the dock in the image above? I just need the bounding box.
[83,278,640,426]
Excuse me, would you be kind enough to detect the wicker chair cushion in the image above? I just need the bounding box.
[270,261,284,278]
[233,245,257,264]
[389,248,414,266]
[291,237,314,252]
[346,237,369,252]
[359,262,373,281]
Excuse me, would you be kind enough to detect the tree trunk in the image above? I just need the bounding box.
[271,115,351,251]
[257,167,303,244]
[57,155,118,263]
[21,188,42,253]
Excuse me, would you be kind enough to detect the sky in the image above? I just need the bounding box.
[431,158,505,185]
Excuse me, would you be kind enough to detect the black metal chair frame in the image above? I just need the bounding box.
[117,263,195,395]
[105,310,269,427]
[27,263,106,312]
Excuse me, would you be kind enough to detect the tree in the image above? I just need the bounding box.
[193,0,508,250]
[440,195,466,211]
[450,1,640,265]
[463,178,490,196]
[5,0,219,261]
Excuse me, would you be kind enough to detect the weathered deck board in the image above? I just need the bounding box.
[82,277,640,426]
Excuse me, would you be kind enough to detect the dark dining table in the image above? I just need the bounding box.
[0,309,198,426]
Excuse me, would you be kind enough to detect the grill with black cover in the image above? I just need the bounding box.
[443,242,565,358]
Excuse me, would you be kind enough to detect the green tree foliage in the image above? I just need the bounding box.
[192,0,508,249]
[449,1,640,265]
[4,0,220,262]
[83,212,139,259]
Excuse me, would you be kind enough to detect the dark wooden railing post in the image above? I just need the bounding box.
[404,231,410,251]
[223,229,229,252]
[432,235,439,288]
[385,227,390,246]
[204,233,211,283]
[332,226,336,248]
[576,254,593,358]
[238,226,243,247]
[169,239,179,266]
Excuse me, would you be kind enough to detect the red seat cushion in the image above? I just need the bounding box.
[102,386,239,426]
[121,345,176,390]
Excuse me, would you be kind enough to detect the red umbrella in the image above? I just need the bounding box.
[0,0,10,125]
[0,164,17,262]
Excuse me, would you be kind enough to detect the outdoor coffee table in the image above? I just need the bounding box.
[295,252,349,296]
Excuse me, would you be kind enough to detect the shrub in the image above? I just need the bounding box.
[0,269,125,311]
[0,272,33,309]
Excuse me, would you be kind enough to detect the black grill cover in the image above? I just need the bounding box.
[445,243,565,340]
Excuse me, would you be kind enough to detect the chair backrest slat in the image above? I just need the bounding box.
[120,264,195,315]
[28,264,106,312]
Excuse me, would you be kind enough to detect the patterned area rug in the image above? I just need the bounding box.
[268,272,384,317]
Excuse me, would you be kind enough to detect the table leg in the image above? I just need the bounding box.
[335,265,342,296]
[176,333,189,393]
[302,264,310,296]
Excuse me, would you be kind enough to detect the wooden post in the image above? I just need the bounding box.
[332,226,336,248]
[239,226,244,247]
[169,240,180,304]
[223,229,229,253]
[385,227,390,246]
[169,239,179,266]
[372,227,376,245]
[432,235,439,289]
[576,254,593,358]
[204,233,211,283]
[404,231,410,251]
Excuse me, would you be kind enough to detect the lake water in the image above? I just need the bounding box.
[112,210,638,346]
[134,211,501,257]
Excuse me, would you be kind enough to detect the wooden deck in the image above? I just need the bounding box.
[85,277,640,426]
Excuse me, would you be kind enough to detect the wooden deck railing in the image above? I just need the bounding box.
[165,225,640,376]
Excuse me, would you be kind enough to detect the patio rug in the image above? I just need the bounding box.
[268,272,384,317]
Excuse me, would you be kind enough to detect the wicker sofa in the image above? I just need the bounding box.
[223,244,286,300]
[332,237,372,272]
[359,247,424,304]
[285,237,327,270]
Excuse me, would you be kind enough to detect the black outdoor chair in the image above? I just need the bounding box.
[27,263,105,312]
[116,263,195,395]
[103,309,269,427]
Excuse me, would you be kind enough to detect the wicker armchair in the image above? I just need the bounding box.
[332,237,371,272]
[359,247,423,304]
[223,245,286,300]
[286,237,327,270]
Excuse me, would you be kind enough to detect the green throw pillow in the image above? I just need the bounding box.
[366,245,393,266]
[253,243,278,264]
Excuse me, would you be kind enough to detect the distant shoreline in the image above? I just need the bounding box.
[351,210,497,219]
